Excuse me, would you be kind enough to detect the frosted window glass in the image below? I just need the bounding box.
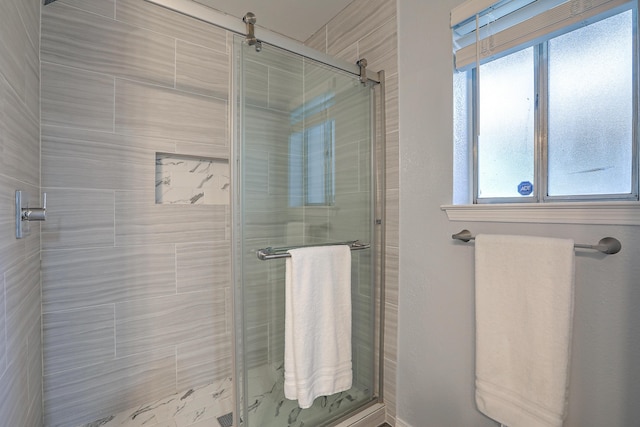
[453,71,471,204]
[478,47,535,198]
[548,11,634,196]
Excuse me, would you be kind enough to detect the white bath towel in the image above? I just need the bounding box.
[475,234,575,427]
[284,245,353,409]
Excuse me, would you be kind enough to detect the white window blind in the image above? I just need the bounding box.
[451,0,632,70]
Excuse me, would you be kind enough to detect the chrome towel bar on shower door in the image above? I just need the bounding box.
[257,240,370,260]
[451,229,622,255]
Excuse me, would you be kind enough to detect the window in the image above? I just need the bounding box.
[289,93,336,207]
[452,0,638,204]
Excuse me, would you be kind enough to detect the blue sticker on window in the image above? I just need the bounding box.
[518,181,533,196]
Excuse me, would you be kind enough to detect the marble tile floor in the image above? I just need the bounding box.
[76,364,372,427]
[78,377,234,427]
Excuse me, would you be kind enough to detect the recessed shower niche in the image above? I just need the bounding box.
[155,153,230,205]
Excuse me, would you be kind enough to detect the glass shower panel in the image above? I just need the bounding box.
[236,37,376,427]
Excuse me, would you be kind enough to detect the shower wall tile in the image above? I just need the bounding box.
[40,2,233,417]
[335,140,364,194]
[24,46,40,120]
[5,253,40,366]
[26,318,42,405]
[176,335,233,390]
[0,179,37,275]
[0,0,28,99]
[176,40,230,99]
[43,306,115,375]
[15,0,41,52]
[176,242,231,293]
[41,245,176,313]
[359,18,398,77]
[57,0,115,19]
[41,188,115,250]
[175,140,230,158]
[116,0,228,53]
[268,152,291,197]
[326,0,395,57]
[41,62,115,131]
[244,45,304,76]
[25,387,42,427]
[383,358,397,423]
[0,279,5,376]
[243,210,290,240]
[244,107,291,150]
[114,290,226,357]
[42,126,171,191]
[115,191,227,245]
[42,2,176,87]
[245,324,269,369]
[385,246,399,307]
[385,73,399,133]
[384,302,398,363]
[0,352,28,427]
[333,42,360,66]
[268,67,303,112]
[1,80,40,187]
[244,60,269,108]
[386,189,399,248]
[386,130,399,191]
[244,148,270,194]
[115,78,227,144]
[305,27,327,53]
[43,348,177,427]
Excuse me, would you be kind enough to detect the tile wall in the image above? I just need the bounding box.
[38,0,398,425]
[0,0,43,426]
[40,0,232,425]
[305,0,400,423]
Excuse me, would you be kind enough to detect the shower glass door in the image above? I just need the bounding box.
[234,36,377,427]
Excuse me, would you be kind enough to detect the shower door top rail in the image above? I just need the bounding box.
[257,240,370,260]
[145,0,381,83]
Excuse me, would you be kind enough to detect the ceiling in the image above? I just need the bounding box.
[191,0,355,42]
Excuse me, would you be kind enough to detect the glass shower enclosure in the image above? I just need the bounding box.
[233,37,379,427]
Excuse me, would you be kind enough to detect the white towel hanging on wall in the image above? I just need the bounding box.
[475,234,575,427]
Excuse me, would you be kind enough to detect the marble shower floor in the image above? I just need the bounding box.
[77,364,371,427]
[78,377,234,427]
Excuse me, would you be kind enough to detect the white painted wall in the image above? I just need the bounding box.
[396,0,640,426]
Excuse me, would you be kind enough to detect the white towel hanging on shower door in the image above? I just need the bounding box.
[284,245,353,409]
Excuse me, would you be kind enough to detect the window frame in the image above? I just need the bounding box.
[463,5,639,205]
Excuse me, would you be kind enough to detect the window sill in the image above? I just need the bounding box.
[441,202,640,226]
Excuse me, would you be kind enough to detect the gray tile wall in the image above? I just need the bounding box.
[305,0,399,424]
[40,1,232,425]
[39,0,396,425]
[0,0,43,426]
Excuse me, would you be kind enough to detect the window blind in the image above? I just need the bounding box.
[451,0,633,70]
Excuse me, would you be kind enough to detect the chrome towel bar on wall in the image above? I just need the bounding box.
[451,229,622,255]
